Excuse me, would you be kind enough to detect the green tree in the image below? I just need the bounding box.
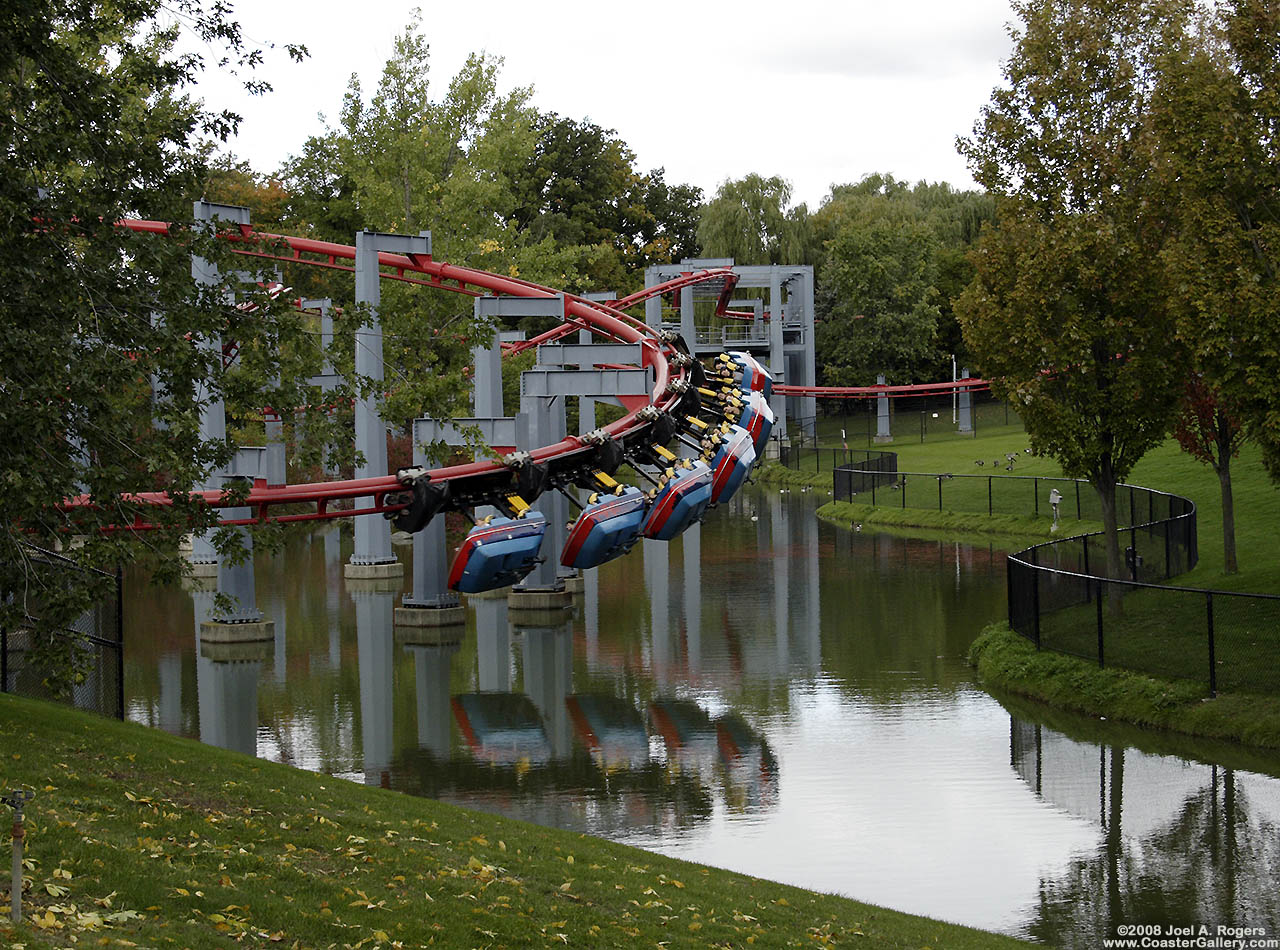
[1147,0,1280,482]
[955,0,1190,584]
[279,18,586,426]
[812,174,993,384]
[1,0,308,690]
[697,174,813,266]
[814,197,941,385]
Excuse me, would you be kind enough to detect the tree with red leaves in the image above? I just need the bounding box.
[1175,377,1248,574]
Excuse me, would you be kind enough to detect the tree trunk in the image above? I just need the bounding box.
[1218,457,1237,574]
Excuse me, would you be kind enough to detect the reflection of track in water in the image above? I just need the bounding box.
[451,693,552,767]
[649,699,779,815]
[1009,716,1280,948]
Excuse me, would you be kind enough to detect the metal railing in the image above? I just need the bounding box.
[1,545,124,719]
[830,459,1280,695]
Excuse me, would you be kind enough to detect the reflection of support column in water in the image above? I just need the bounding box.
[519,611,574,758]
[200,652,263,756]
[644,538,670,677]
[354,587,396,786]
[474,596,512,693]
[771,494,790,670]
[271,589,287,685]
[192,585,216,744]
[802,504,821,672]
[583,567,600,670]
[157,651,184,734]
[324,527,342,668]
[682,525,702,676]
[408,642,459,757]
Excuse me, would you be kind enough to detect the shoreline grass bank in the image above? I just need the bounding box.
[969,623,1280,751]
[0,694,1029,949]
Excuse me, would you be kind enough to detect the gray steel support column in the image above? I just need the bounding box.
[351,230,429,568]
[680,285,695,348]
[801,267,818,438]
[475,597,512,692]
[876,374,891,442]
[352,232,394,566]
[958,368,973,433]
[512,396,566,591]
[471,323,504,418]
[405,438,459,609]
[211,481,263,624]
[354,588,396,784]
[190,201,249,569]
[683,526,702,675]
[410,642,457,756]
[264,384,287,488]
[769,267,787,441]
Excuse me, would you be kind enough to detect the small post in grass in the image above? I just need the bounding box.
[3,789,34,923]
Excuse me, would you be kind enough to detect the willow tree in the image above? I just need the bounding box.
[956,0,1191,582]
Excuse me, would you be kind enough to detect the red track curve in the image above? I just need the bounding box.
[70,222,737,530]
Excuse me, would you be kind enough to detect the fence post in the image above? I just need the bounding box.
[901,477,906,509]
[1,622,7,694]
[1034,477,1039,517]
[115,565,125,721]
[988,476,993,517]
[1206,592,1217,697]
[1096,578,1104,667]
[1031,547,1041,649]
[938,476,943,512]
[1075,481,1081,520]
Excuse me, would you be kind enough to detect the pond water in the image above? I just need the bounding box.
[123,489,1280,945]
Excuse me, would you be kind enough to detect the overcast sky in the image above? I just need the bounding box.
[190,0,1020,210]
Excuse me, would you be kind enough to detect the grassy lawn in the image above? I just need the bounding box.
[765,424,1280,597]
[0,694,1030,949]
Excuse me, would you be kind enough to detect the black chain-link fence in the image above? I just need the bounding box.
[830,459,1280,695]
[1,546,124,719]
[801,390,1024,448]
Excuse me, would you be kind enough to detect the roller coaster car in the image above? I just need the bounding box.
[560,486,648,570]
[727,350,773,399]
[736,390,775,454]
[709,424,757,506]
[447,512,547,593]
[641,461,713,541]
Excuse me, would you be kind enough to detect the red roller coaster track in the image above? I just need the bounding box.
[67,221,736,531]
